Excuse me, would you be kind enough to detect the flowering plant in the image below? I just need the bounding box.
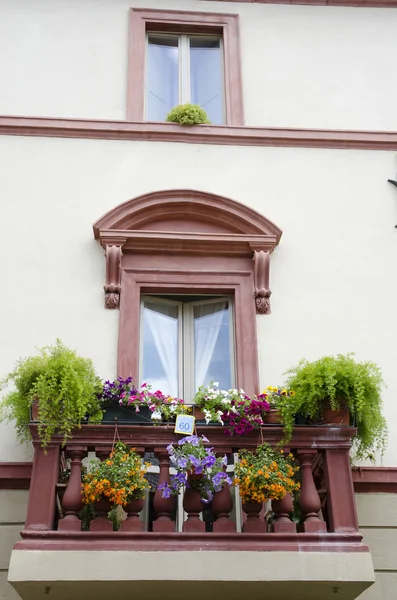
[81,442,150,506]
[159,435,231,503]
[257,386,296,409]
[193,382,271,435]
[233,443,300,503]
[98,378,190,422]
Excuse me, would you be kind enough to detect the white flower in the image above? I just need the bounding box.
[151,411,162,421]
[216,410,224,426]
[221,398,231,405]
[213,382,219,389]
[204,409,212,424]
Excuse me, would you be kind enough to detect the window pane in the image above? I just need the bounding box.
[194,301,232,390]
[146,36,179,121]
[141,300,179,397]
[190,37,223,125]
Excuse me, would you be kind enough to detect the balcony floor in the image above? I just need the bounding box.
[9,540,375,600]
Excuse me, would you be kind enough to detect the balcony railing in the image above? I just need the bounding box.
[15,422,365,552]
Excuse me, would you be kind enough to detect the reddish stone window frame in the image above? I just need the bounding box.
[127,9,244,126]
[93,190,282,398]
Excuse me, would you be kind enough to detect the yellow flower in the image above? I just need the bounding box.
[289,390,296,397]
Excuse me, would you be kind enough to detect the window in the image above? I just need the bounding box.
[146,34,224,124]
[93,189,283,398]
[127,10,244,126]
[140,295,235,399]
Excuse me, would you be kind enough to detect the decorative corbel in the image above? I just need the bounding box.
[104,245,122,309]
[253,250,272,315]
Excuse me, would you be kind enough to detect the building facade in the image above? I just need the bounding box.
[1,0,397,598]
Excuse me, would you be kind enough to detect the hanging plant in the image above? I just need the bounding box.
[0,339,102,447]
[159,435,231,503]
[284,353,388,461]
[82,441,150,506]
[234,443,300,503]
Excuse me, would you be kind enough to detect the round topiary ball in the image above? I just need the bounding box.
[166,104,211,125]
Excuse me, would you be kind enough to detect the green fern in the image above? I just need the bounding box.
[0,339,102,448]
[284,354,387,461]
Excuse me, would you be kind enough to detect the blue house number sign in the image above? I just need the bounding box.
[174,414,195,435]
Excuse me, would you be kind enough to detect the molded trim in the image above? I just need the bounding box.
[352,467,397,493]
[0,463,32,490]
[1,115,397,150]
[201,0,397,7]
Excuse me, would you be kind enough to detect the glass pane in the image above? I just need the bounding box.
[141,300,179,397]
[146,36,179,121]
[194,301,232,390]
[190,37,223,125]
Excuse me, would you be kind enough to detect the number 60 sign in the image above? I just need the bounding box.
[174,414,195,435]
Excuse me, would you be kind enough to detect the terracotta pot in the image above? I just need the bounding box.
[265,408,282,424]
[30,398,39,421]
[193,407,207,421]
[321,402,350,426]
[187,469,204,481]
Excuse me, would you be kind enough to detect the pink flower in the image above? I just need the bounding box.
[135,407,140,413]
[118,399,123,406]
[141,382,147,388]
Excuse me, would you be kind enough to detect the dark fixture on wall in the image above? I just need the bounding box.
[387,179,397,227]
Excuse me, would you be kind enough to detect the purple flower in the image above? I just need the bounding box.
[177,457,188,468]
[188,455,202,468]
[202,454,216,468]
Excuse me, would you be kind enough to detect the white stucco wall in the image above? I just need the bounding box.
[0,134,396,464]
[0,0,396,130]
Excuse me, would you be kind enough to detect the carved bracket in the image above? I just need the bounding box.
[104,245,122,309]
[253,250,271,315]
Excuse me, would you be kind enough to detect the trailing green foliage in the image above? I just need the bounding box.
[0,340,102,447]
[284,353,387,462]
[166,103,210,125]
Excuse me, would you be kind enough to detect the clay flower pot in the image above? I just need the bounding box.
[321,402,350,426]
[265,408,282,424]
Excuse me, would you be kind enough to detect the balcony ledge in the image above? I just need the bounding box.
[9,546,374,600]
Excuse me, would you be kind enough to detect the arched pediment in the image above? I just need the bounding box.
[93,190,282,312]
[93,189,282,253]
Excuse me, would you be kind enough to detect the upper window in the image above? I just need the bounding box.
[146,34,224,124]
[128,9,244,126]
[140,295,235,399]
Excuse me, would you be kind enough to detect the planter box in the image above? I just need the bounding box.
[101,404,154,425]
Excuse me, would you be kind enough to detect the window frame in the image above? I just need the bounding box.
[140,294,235,401]
[127,9,244,126]
[145,31,226,124]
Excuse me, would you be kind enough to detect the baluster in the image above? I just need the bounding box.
[153,448,176,532]
[90,446,113,532]
[121,498,145,531]
[242,501,266,533]
[183,480,206,532]
[297,450,327,532]
[212,450,235,532]
[58,446,87,531]
[25,443,60,531]
[271,493,296,533]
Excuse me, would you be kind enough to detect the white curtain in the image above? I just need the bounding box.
[144,302,179,397]
[195,301,228,388]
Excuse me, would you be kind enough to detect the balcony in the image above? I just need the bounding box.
[8,423,374,600]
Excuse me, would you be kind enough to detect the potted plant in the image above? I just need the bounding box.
[166,103,210,125]
[159,435,231,503]
[82,441,149,506]
[0,339,102,448]
[193,382,271,435]
[256,386,296,424]
[99,378,190,424]
[284,353,388,461]
[233,443,300,508]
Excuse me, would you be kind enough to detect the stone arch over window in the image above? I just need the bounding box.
[93,189,282,396]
